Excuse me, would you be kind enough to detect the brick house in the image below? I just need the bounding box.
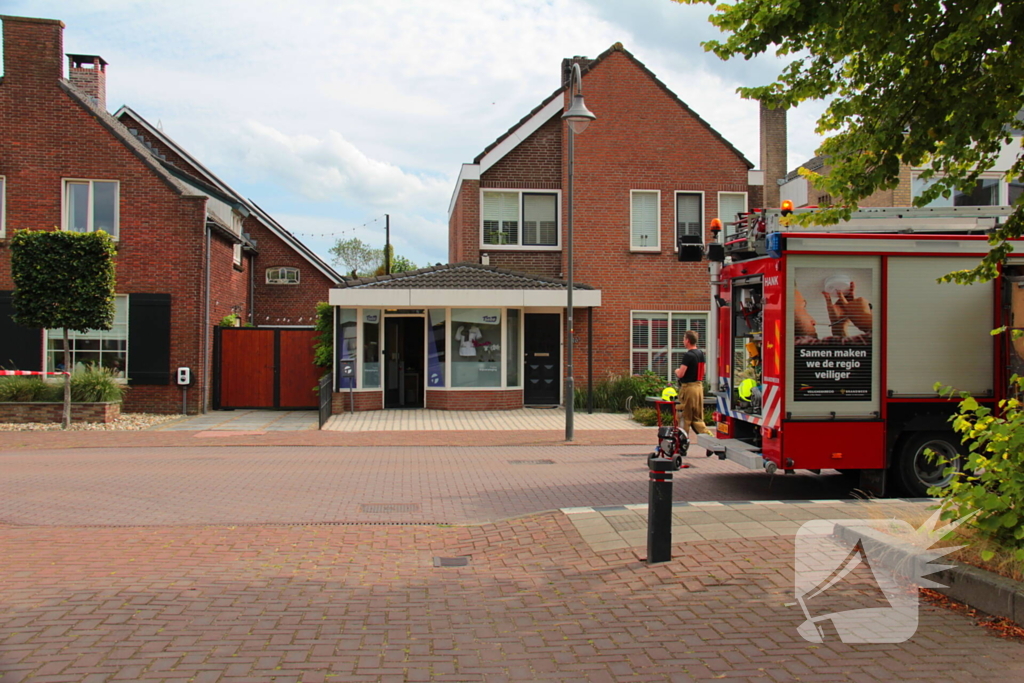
[0,15,339,414]
[327,44,771,411]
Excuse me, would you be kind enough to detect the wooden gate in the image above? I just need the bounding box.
[214,327,321,409]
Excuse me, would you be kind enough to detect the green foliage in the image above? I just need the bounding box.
[573,372,674,412]
[680,0,1024,284]
[313,301,333,369]
[69,366,128,403]
[219,314,240,328]
[10,230,117,331]
[330,238,417,278]
[0,376,61,402]
[929,378,1024,560]
[630,404,715,427]
[0,367,126,403]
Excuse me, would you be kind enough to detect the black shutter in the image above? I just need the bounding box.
[0,291,43,371]
[128,293,171,385]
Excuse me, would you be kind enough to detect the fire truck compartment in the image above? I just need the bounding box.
[697,434,765,470]
[780,420,885,470]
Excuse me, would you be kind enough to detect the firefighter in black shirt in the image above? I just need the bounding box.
[674,330,709,436]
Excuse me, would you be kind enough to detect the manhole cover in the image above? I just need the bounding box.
[433,556,470,567]
[508,459,556,465]
[360,504,420,513]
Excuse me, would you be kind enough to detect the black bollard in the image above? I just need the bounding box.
[647,454,675,564]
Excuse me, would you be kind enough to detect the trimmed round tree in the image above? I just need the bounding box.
[10,230,117,429]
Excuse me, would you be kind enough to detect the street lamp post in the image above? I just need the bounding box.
[561,62,596,442]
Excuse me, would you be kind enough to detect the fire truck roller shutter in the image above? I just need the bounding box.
[886,257,993,397]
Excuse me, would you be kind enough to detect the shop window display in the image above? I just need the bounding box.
[451,308,502,387]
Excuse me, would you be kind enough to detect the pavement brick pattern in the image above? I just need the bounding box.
[2,513,1022,682]
[0,447,863,527]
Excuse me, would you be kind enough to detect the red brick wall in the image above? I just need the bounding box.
[0,401,120,423]
[450,50,755,389]
[0,16,213,414]
[250,216,335,326]
[332,391,383,412]
[208,234,251,327]
[425,389,523,410]
[566,51,752,387]
[484,115,562,186]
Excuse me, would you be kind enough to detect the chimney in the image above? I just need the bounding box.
[561,56,593,87]
[0,15,65,85]
[759,100,788,208]
[68,54,108,111]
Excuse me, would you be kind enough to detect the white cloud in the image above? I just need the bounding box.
[236,122,450,212]
[5,0,830,267]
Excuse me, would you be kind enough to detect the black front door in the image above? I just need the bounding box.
[384,317,425,409]
[524,313,561,405]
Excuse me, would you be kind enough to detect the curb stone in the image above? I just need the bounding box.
[832,521,1024,626]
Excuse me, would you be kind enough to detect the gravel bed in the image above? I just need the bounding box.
[0,413,183,431]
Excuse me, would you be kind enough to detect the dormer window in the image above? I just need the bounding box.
[267,266,300,284]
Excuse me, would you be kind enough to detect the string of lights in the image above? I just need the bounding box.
[288,214,387,238]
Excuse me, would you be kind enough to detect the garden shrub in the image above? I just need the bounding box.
[0,367,125,403]
[573,371,675,412]
[930,377,1024,561]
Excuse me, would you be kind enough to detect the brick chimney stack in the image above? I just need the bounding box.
[68,54,108,110]
[0,15,65,85]
[561,56,593,86]
[759,100,788,208]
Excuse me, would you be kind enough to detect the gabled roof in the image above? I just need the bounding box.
[472,43,754,170]
[59,82,188,197]
[112,105,343,284]
[336,263,595,290]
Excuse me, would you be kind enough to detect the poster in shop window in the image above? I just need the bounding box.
[792,267,873,402]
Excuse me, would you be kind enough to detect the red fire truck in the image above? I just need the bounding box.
[695,205,1020,497]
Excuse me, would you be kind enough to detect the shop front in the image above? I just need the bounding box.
[328,265,601,411]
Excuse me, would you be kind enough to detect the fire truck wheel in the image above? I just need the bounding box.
[895,431,964,498]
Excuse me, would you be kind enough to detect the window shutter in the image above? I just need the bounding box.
[0,291,42,371]
[676,194,702,240]
[483,191,519,245]
[128,293,171,385]
[631,192,658,248]
[719,193,747,239]
[523,194,557,246]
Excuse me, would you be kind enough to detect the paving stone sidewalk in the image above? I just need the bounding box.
[2,512,1022,682]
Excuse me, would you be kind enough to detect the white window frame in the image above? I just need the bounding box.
[232,243,243,267]
[630,190,661,252]
[266,266,301,285]
[911,171,1007,206]
[718,191,747,241]
[0,176,6,239]
[62,179,120,239]
[478,189,561,250]
[675,190,705,249]
[44,294,129,383]
[631,310,709,383]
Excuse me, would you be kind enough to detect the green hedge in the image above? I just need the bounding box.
[0,366,128,403]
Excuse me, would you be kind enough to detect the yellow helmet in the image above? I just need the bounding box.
[661,386,678,401]
[738,378,758,401]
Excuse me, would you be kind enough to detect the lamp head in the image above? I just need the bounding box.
[562,93,596,134]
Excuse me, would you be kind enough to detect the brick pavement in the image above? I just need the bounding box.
[0,446,863,526]
[2,513,1022,682]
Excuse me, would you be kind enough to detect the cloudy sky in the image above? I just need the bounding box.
[4,0,825,269]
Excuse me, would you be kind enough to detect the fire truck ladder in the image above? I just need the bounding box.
[724,205,1015,259]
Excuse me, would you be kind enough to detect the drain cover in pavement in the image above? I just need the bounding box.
[360,503,420,513]
[508,459,556,465]
[433,556,470,567]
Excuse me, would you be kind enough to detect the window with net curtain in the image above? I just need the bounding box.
[631,312,708,383]
[65,180,119,238]
[483,191,557,247]
[718,192,747,241]
[912,176,1003,207]
[47,295,128,378]
[676,192,703,245]
[631,191,659,250]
